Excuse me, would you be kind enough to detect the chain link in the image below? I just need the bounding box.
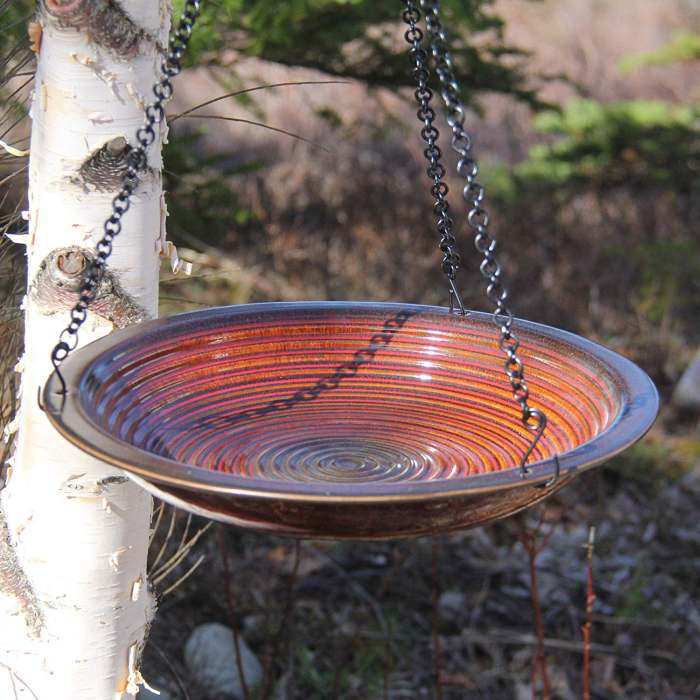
[402,0,466,315]
[48,1,203,393]
[412,0,548,473]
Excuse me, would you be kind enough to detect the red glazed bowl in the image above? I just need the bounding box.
[44,302,659,539]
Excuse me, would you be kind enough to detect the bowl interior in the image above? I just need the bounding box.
[79,304,622,485]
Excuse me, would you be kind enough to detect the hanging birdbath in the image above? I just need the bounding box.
[41,0,658,539]
[44,302,657,539]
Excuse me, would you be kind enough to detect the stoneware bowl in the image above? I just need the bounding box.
[44,302,659,539]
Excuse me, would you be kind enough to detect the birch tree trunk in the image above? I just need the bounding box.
[0,2,171,697]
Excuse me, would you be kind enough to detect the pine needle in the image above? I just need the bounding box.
[176,114,331,151]
[169,80,350,122]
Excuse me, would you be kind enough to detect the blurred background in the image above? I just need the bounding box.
[1,1,699,697]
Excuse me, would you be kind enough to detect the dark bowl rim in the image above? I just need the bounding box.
[43,301,660,503]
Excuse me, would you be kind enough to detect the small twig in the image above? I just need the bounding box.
[160,553,206,598]
[529,544,550,700]
[160,270,231,284]
[0,165,28,189]
[169,80,350,122]
[150,507,176,571]
[454,628,680,666]
[382,598,396,700]
[152,522,211,585]
[382,657,390,700]
[176,514,192,555]
[439,673,476,689]
[149,641,193,700]
[582,526,596,700]
[149,501,165,545]
[261,542,302,700]
[217,526,250,700]
[163,231,307,300]
[518,513,553,700]
[331,643,343,697]
[177,114,331,152]
[431,539,444,700]
[586,613,678,631]
[159,295,212,307]
[303,543,390,641]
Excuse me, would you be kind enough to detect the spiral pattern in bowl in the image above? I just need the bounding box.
[82,304,620,483]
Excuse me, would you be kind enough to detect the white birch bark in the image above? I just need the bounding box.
[0,2,171,698]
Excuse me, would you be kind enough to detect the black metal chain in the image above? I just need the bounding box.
[405,0,549,475]
[402,1,466,315]
[47,1,203,394]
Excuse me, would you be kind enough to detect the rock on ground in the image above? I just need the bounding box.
[673,350,700,410]
[438,590,467,615]
[184,622,263,700]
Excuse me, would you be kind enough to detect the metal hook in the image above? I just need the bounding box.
[536,453,561,490]
[448,278,467,316]
[519,408,547,478]
[50,361,67,397]
[37,373,68,417]
[519,408,561,489]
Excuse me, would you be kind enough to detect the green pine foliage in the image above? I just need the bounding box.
[2,1,543,107]
[480,32,700,345]
[174,0,544,107]
[0,0,32,40]
[620,31,700,72]
[511,99,699,191]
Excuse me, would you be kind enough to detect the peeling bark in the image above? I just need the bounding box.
[28,22,43,55]
[0,508,44,639]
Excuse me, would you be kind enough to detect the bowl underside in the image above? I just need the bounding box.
[44,302,658,538]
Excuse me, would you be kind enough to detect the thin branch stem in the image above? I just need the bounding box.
[160,554,206,598]
[582,526,596,700]
[217,526,250,700]
[149,642,193,700]
[150,507,176,571]
[176,514,192,555]
[169,80,350,122]
[176,114,331,152]
[0,662,39,700]
[260,541,301,700]
[431,538,444,700]
[149,502,166,545]
[518,514,553,700]
[152,522,211,585]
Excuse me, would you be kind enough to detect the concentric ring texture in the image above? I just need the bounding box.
[79,304,622,487]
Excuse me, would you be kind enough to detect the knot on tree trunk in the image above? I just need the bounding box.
[30,247,148,328]
[41,0,148,59]
[77,136,141,192]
